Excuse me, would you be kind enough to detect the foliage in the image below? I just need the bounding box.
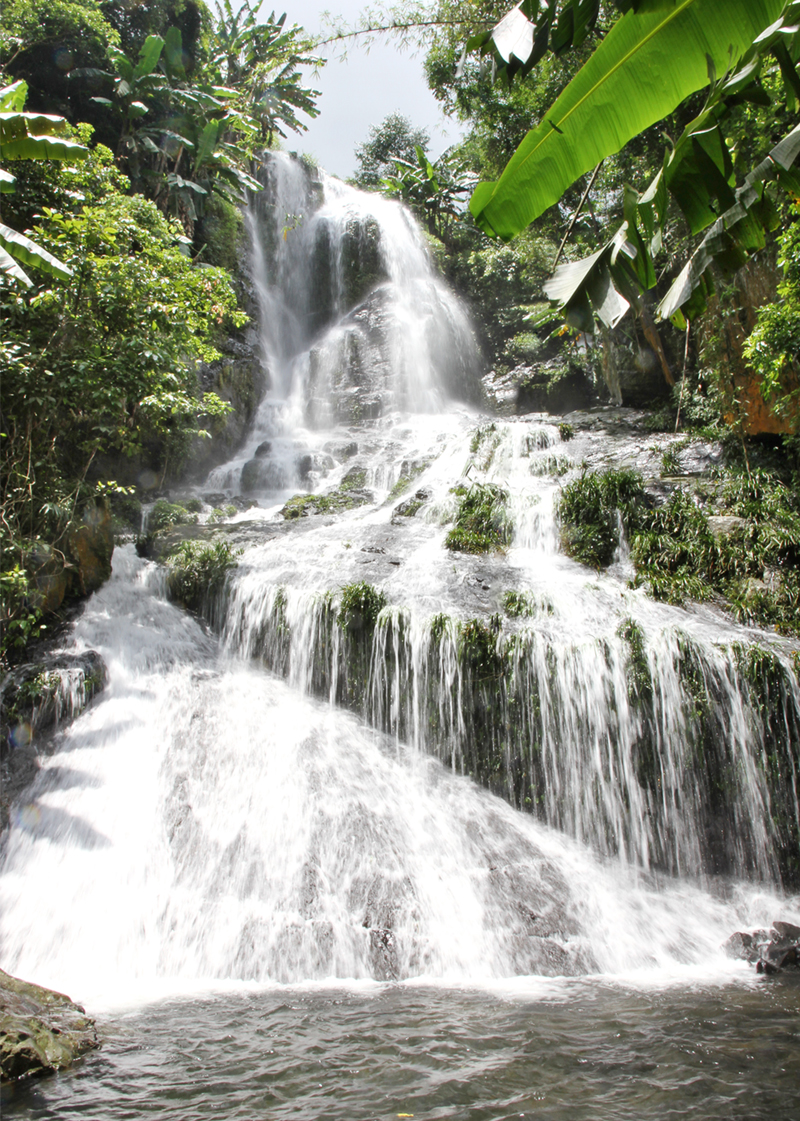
[338,582,387,631]
[147,501,198,533]
[557,468,645,567]
[744,211,800,431]
[445,482,511,553]
[468,0,800,342]
[559,464,800,632]
[165,537,240,611]
[353,112,429,189]
[471,0,787,239]
[0,80,88,284]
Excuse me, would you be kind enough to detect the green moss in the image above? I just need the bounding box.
[445,483,511,554]
[338,582,387,632]
[617,618,652,705]
[182,497,203,513]
[558,422,574,441]
[165,539,241,611]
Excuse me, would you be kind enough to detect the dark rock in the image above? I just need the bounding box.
[393,489,430,520]
[0,968,98,1082]
[230,495,259,511]
[778,946,800,969]
[757,958,780,975]
[254,441,272,458]
[296,453,314,479]
[203,492,229,506]
[188,337,268,480]
[773,920,800,942]
[723,931,759,962]
[0,651,108,832]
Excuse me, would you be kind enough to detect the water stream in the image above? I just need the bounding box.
[2,154,800,1118]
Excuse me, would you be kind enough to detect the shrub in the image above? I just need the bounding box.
[445,483,511,554]
[165,540,241,611]
[148,500,198,534]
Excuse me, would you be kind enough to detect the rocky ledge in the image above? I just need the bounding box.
[0,969,98,1083]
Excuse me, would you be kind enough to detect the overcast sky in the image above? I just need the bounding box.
[276,1,462,179]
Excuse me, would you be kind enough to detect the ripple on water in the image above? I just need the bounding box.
[3,978,800,1120]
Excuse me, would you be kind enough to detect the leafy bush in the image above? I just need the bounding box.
[557,469,645,568]
[147,501,198,534]
[445,483,511,554]
[165,540,241,612]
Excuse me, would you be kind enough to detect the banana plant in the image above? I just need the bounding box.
[468,0,800,334]
[0,80,87,285]
[471,0,789,239]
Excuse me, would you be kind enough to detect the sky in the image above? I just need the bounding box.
[275,0,462,180]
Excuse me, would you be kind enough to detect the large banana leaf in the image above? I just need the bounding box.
[470,0,786,240]
[0,223,72,286]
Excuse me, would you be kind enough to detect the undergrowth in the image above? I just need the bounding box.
[445,483,511,554]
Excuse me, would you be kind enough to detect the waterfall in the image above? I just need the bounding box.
[1,154,799,1007]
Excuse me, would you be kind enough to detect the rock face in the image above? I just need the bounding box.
[0,651,108,831]
[25,500,114,617]
[191,333,268,479]
[0,968,98,1082]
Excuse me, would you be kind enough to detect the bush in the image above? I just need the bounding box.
[165,540,241,612]
[147,500,198,534]
[557,469,645,568]
[445,483,511,554]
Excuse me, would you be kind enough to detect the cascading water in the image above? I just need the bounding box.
[2,153,800,1120]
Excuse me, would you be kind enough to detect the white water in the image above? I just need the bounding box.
[2,156,799,1009]
[0,547,795,1007]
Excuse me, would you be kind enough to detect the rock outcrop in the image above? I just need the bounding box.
[0,969,98,1083]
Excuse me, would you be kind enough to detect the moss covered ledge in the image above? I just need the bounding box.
[0,969,98,1083]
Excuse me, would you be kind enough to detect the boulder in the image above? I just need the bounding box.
[0,968,98,1083]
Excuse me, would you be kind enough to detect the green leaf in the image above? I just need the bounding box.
[0,222,72,282]
[0,168,16,193]
[470,0,786,240]
[658,120,800,321]
[194,120,221,172]
[134,35,165,80]
[0,81,28,113]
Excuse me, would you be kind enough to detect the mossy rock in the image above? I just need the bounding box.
[0,969,98,1083]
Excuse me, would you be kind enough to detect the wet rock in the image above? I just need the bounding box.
[707,515,747,540]
[203,492,229,507]
[757,958,780,975]
[325,440,359,461]
[254,441,272,458]
[0,652,108,832]
[189,335,267,479]
[392,489,430,520]
[0,968,98,1082]
[723,931,760,962]
[773,920,800,942]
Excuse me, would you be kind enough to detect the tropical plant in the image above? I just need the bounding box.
[468,0,800,333]
[208,1,322,143]
[0,79,87,284]
[381,143,476,242]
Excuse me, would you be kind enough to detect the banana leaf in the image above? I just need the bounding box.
[470,0,786,240]
[0,222,72,285]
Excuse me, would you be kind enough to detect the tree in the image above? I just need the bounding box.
[354,112,430,188]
